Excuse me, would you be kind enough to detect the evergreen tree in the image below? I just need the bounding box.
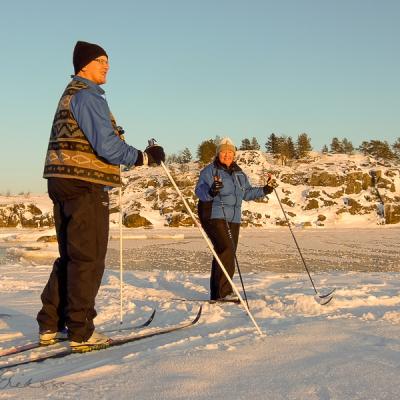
[275,136,296,165]
[330,137,343,153]
[392,138,400,159]
[322,144,329,153]
[265,133,279,155]
[296,133,312,158]
[342,138,354,154]
[357,140,395,159]
[240,138,252,150]
[286,137,296,159]
[250,137,260,150]
[197,139,217,164]
[180,147,192,163]
[358,141,369,155]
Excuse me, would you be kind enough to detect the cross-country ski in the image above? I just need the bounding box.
[0,309,156,358]
[0,307,201,371]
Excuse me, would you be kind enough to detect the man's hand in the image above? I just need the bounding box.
[116,126,125,140]
[145,144,165,166]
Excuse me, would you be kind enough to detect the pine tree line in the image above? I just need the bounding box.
[322,137,400,160]
[265,133,312,165]
[167,135,400,165]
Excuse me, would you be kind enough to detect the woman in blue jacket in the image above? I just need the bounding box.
[195,137,276,301]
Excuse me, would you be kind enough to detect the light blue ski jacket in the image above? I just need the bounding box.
[195,159,265,223]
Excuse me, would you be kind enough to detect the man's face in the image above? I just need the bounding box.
[80,55,109,85]
[218,150,235,167]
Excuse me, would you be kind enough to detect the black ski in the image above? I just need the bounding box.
[171,297,240,304]
[0,309,156,358]
[0,307,201,371]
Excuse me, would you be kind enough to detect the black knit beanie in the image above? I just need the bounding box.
[73,41,108,74]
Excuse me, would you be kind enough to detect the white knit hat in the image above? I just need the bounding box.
[216,137,236,155]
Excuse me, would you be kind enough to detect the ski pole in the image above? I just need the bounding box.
[160,161,263,336]
[116,127,126,324]
[273,187,334,303]
[119,165,124,324]
[218,192,250,309]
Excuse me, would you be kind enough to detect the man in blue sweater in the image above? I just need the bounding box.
[37,41,165,352]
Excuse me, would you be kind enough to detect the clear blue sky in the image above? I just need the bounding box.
[1,0,399,193]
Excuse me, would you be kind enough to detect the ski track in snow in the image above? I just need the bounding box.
[0,227,400,399]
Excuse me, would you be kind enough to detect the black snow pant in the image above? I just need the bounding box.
[37,178,109,342]
[199,211,240,300]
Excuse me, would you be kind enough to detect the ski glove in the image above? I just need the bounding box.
[209,178,224,197]
[144,144,166,166]
[263,174,278,194]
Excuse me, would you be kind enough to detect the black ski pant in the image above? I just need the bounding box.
[201,218,240,300]
[37,178,109,342]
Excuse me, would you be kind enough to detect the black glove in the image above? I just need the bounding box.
[209,178,224,197]
[145,144,165,166]
[263,174,278,194]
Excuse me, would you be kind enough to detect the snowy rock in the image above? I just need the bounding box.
[0,203,54,228]
[123,213,153,228]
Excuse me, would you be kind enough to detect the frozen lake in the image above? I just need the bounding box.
[106,226,400,273]
[1,226,399,273]
[1,226,400,399]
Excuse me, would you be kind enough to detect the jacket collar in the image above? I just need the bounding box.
[71,75,105,95]
[213,157,242,173]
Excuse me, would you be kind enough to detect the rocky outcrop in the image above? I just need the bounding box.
[0,203,54,228]
[385,204,400,224]
[2,152,400,228]
[280,173,307,186]
[309,172,345,187]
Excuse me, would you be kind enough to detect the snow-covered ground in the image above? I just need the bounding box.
[1,227,400,399]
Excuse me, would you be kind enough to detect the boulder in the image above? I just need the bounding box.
[123,213,153,228]
[166,213,194,227]
[37,235,57,242]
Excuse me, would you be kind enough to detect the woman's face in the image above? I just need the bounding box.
[218,150,235,167]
